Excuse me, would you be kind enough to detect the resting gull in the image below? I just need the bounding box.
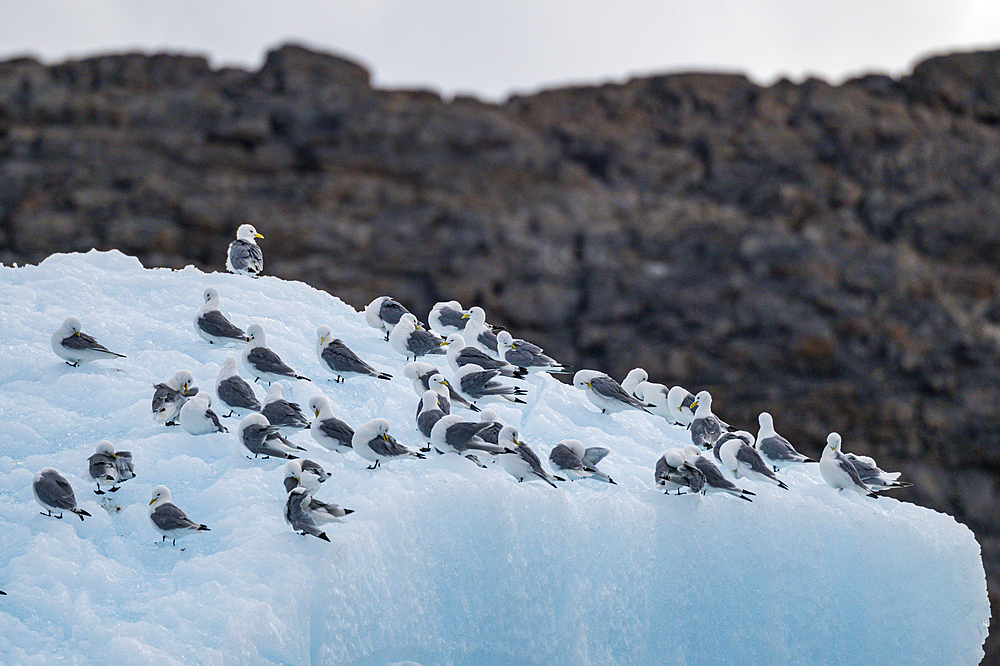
[238,413,305,459]
[389,313,447,361]
[689,391,724,449]
[283,458,331,494]
[226,224,264,277]
[51,316,125,367]
[215,356,261,418]
[756,412,812,472]
[548,439,615,484]
[654,449,705,495]
[241,324,310,384]
[352,418,426,469]
[33,468,91,520]
[261,383,311,433]
[179,393,227,435]
[307,394,354,454]
[429,300,469,337]
[446,333,525,378]
[683,445,754,501]
[820,433,879,497]
[461,306,500,356]
[316,325,391,382]
[87,440,135,495]
[148,485,210,546]
[573,369,653,415]
[152,370,198,426]
[364,296,414,341]
[498,426,564,488]
[844,452,912,491]
[496,331,568,374]
[452,364,528,405]
[195,287,248,345]
[717,431,789,490]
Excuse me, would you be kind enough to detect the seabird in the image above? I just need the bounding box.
[548,439,615,484]
[496,330,568,374]
[241,324,310,384]
[307,394,354,453]
[364,296,414,341]
[226,224,264,277]
[152,370,198,426]
[452,364,528,405]
[388,313,447,361]
[315,325,392,382]
[87,440,135,495]
[446,333,526,378]
[352,418,426,469]
[215,356,261,418]
[717,431,789,490]
[51,316,125,367]
[428,300,469,337]
[179,393,227,435]
[261,383,311,433]
[283,458,331,494]
[573,369,653,415]
[682,445,754,501]
[238,413,305,459]
[194,287,248,345]
[148,485,210,546]
[756,412,812,472]
[820,433,879,498]
[497,426,564,488]
[33,468,91,520]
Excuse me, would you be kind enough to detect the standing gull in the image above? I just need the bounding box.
[364,296,414,341]
[238,413,305,459]
[226,224,264,277]
[87,440,135,494]
[152,370,198,426]
[820,433,879,498]
[452,364,528,406]
[446,333,526,378]
[179,393,228,435]
[148,485,210,546]
[756,412,812,472]
[261,383,311,433]
[549,440,616,484]
[51,316,125,367]
[430,413,511,459]
[654,449,705,495]
[498,426,564,488]
[283,458,331,494]
[683,445,754,501]
[389,313,447,361]
[285,487,354,536]
[195,287,248,345]
[352,418,426,469]
[717,431,789,490]
[315,325,392,382]
[307,394,354,454]
[215,356,261,418]
[689,391,724,450]
[33,468,91,520]
[241,324,310,384]
[620,368,648,397]
[461,306,500,356]
[404,362,481,413]
[573,369,653,415]
[416,389,447,450]
[496,331,568,374]
[429,300,469,337]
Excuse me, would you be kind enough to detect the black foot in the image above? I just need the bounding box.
[94,489,105,495]
[109,486,120,492]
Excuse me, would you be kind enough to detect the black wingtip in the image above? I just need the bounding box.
[414,452,427,459]
[318,532,330,542]
[608,478,617,485]
[469,404,482,413]
[553,475,566,482]
[295,375,311,382]
[378,373,393,380]
[343,508,355,515]
[512,397,527,404]
[778,480,789,490]
[198,524,211,531]
[77,509,92,520]
[739,494,754,502]
[743,489,757,496]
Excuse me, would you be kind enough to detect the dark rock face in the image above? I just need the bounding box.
[2,43,999,654]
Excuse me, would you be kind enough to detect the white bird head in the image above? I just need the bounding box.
[316,325,333,346]
[95,440,116,457]
[307,394,330,418]
[236,224,263,242]
[149,485,171,506]
[203,287,219,304]
[246,324,265,344]
[826,432,842,452]
[496,330,514,349]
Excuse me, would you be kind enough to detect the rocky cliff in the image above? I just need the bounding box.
[1,43,998,657]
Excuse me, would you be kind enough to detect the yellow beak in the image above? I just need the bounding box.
[254,232,264,239]
[149,498,156,506]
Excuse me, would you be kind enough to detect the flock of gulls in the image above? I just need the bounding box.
[28,223,913,566]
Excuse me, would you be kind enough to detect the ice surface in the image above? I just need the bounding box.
[0,250,990,665]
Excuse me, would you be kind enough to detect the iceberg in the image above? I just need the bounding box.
[0,251,989,665]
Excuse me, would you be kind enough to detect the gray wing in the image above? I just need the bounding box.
[367,434,411,457]
[516,444,546,476]
[300,459,326,479]
[113,451,135,480]
[405,329,446,356]
[151,502,199,531]
[736,445,779,479]
[151,384,180,412]
[198,310,247,341]
[502,346,539,367]
[241,422,274,453]
[758,435,807,463]
[417,408,444,438]
[247,347,297,377]
[459,369,503,398]
[477,330,499,353]
[582,447,610,467]
[549,444,585,472]
[691,417,722,447]
[655,456,670,484]
[283,476,299,493]
[88,454,115,481]
[478,422,501,445]
[694,456,740,491]
[590,375,645,407]
[318,417,354,448]
[844,453,879,479]
[61,331,119,354]
[206,409,226,432]
[322,340,377,376]
[218,377,261,411]
[456,347,506,371]
[35,470,78,510]
[445,421,492,450]
[437,306,467,330]
[262,400,310,429]
[229,240,263,274]
[379,299,409,326]
[836,452,870,488]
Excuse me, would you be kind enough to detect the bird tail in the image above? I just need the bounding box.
[197,524,210,531]
[377,372,393,380]
[294,374,311,381]
[74,508,92,520]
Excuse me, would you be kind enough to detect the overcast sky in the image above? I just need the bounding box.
[2,1,999,101]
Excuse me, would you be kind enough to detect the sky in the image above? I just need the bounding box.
[1,1,999,101]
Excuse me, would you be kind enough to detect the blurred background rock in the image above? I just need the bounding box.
[1,43,998,658]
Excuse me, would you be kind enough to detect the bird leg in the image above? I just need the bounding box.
[109,486,120,492]
[41,510,63,519]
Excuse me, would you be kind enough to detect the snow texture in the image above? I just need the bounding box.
[0,250,990,665]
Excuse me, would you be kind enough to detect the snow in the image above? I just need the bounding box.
[0,250,990,666]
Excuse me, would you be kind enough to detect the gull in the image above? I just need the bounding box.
[307,394,354,454]
[475,408,503,445]
[416,389,446,450]
[241,324,310,384]
[352,418,426,469]
[316,325,392,383]
[429,300,469,337]
[148,485,210,546]
[452,364,528,406]
[215,356,261,418]
[689,391,724,449]
[622,369,682,425]
[51,316,125,367]
[496,331,568,374]
[548,440,616,484]
[285,488,354,539]
[683,445,754,501]
[756,412,812,472]
[364,296,414,341]
[179,393,227,435]
[717,431,789,490]
[238,413,306,459]
[389,313,447,361]
[87,440,135,495]
[194,287,248,345]
[654,449,705,495]
[33,468,91,520]
[666,386,698,428]
[403,362,480,413]
[845,452,912,491]
[226,224,263,277]
[446,333,526,378]
[461,306,500,356]
[498,426,564,488]
[429,414,511,462]
[152,370,198,426]
[283,458,331,494]
[573,369,653,415]
[261,383,311,433]
[821,433,879,498]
